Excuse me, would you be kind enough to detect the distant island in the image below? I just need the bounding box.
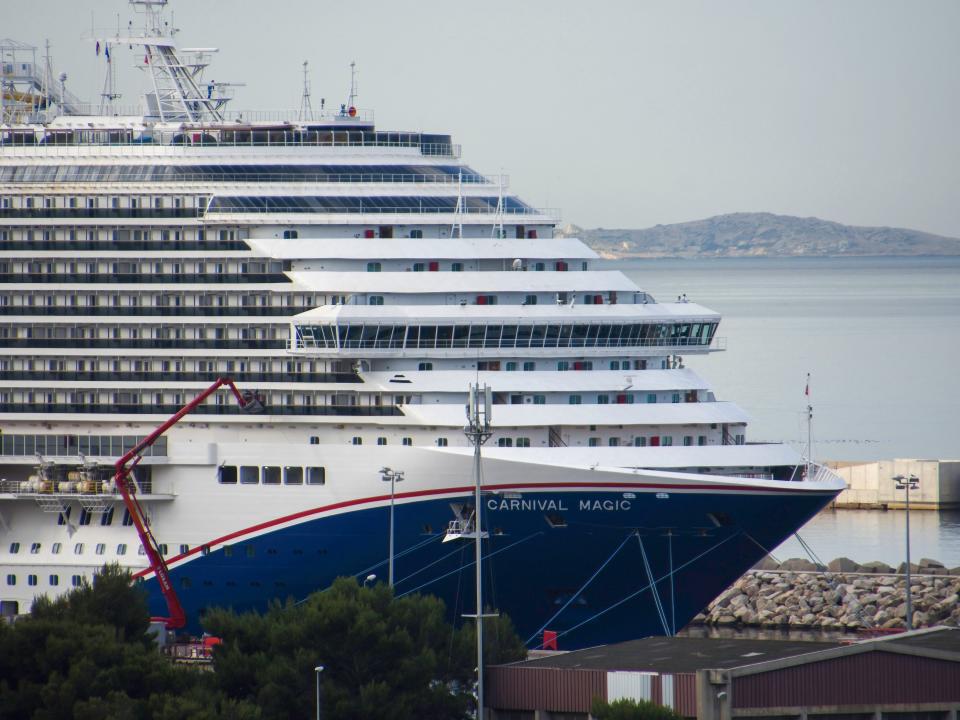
[561,212,960,258]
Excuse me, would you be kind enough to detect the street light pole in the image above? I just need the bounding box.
[380,467,404,587]
[893,473,919,631]
[314,665,324,720]
[465,384,493,720]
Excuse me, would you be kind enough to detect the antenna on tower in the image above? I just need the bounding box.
[348,60,357,109]
[491,170,505,239]
[299,60,313,121]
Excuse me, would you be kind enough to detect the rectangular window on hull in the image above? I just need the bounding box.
[306,467,326,485]
[240,466,259,484]
[219,466,238,484]
[284,467,303,485]
[262,466,281,485]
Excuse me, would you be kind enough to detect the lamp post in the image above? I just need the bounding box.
[314,665,324,720]
[380,467,404,587]
[893,473,919,631]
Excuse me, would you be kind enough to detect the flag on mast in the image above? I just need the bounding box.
[805,373,810,397]
[96,41,101,56]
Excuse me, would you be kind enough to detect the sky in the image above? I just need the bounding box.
[6,0,960,237]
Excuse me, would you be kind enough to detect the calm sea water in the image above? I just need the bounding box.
[617,255,960,565]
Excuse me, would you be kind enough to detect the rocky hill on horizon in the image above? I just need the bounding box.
[560,212,960,258]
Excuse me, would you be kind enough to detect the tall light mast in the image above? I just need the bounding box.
[464,384,494,720]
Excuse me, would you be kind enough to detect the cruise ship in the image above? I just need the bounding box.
[0,1,844,649]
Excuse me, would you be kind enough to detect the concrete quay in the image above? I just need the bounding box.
[694,557,960,631]
[830,458,960,509]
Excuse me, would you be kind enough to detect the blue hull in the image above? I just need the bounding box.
[146,488,835,649]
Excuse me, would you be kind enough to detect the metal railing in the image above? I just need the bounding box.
[1,172,503,186]
[0,402,403,417]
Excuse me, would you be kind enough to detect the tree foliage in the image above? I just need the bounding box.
[0,568,526,720]
[591,697,684,720]
[204,577,526,720]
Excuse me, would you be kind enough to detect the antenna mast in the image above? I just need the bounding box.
[299,60,313,120]
[805,373,813,480]
[348,60,357,109]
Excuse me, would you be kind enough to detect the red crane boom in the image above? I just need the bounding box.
[112,377,254,629]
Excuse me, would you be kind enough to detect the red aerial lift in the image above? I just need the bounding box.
[112,377,258,629]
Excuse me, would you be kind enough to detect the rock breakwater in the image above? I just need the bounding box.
[694,557,960,630]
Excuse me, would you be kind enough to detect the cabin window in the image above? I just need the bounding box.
[377,437,387,446]
[568,395,582,405]
[436,438,448,447]
[366,262,382,272]
[6,575,14,586]
[282,230,298,239]
[402,437,413,446]
[306,467,326,485]
[218,466,238,484]
[30,543,40,554]
[516,438,531,447]
[497,438,513,447]
[28,575,37,587]
[351,436,362,445]
[117,544,127,555]
[51,542,61,554]
[239,466,259,484]
[451,262,463,271]
[262,466,281,485]
[284,466,304,485]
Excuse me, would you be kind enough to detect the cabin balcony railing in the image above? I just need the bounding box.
[0,403,403,417]
[0,272,291,284]
[0,370,362,384]
[0,338,287,350]
[1,172,504,186]
[0,307,310,317]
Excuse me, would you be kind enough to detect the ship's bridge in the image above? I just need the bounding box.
[289,303,722,358]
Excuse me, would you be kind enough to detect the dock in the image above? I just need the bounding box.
[829,459,960,510]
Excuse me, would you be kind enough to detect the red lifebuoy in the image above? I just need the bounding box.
[348,106,357,117]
